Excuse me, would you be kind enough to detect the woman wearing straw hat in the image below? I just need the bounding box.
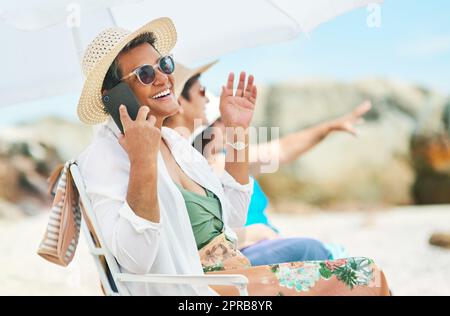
[78,16,263,296]
[76,18,389,296]
[76,17,252,296]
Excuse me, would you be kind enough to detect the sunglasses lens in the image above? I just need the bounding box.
[137,65,156,85]
[159,56,175,74]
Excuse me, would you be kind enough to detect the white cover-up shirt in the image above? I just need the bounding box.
[77,118,253,296]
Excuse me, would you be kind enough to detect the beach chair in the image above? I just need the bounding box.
[69,163,249,296]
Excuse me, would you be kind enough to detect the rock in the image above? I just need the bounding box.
[0,157,22,202]
[252,78,449,207]
[443,101,450,132]
[0,117,93,161]
[410,95,450,204]
[0,146,58,201]
[411,133,450,204]
[429,232,450,249]
[0,117,92,218]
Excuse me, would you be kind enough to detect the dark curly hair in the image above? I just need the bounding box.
[101,32,157,93]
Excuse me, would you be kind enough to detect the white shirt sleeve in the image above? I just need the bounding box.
[219,170,254,228]
[89,193,162,275]
[78,134,164,274]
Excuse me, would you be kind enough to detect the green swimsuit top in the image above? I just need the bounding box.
[176,184,225,250]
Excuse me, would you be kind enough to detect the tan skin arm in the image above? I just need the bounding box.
[249,101,372,177]
[220,72,258,185]
[119,105,161,223]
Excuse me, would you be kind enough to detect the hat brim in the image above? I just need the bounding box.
[77,17,177,125]
[174,60,219,99]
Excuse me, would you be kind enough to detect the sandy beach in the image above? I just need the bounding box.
[1,205,449,296]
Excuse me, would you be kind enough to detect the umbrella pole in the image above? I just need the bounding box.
[107,8,118,27]
[70,7,117,65]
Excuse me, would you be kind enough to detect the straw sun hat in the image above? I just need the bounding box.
[77,17,177,125]
[173,60,218,99]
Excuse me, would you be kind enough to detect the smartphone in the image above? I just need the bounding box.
[102,82,140,134]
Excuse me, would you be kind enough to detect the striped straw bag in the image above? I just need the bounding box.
[37,160,82,266]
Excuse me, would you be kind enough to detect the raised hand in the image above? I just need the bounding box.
[329,101,372,136]
[220,72,258,129]
[118,105,161,163]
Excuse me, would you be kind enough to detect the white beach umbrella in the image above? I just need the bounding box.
[113,0,382,63]
[0,0,142,106]
[0,0,381,107]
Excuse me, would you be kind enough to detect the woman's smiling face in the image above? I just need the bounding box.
[117,42,181,118]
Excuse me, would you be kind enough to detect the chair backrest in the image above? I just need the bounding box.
[70,163,130,296]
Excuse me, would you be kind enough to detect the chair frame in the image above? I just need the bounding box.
[70,163,249,296]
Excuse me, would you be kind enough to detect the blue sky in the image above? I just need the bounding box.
[201,0,450,95]
[1,0,449,125]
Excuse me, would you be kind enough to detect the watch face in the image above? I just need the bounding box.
[228,141,247,151]
[235,142,246,151]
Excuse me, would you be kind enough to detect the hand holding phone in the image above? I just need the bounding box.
[117,105,161,163]
[102,82,141,134]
